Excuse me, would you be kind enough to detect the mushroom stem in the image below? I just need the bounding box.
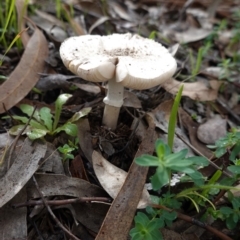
[102,77,124,130]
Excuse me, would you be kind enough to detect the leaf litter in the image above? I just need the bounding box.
[0,0,240,239]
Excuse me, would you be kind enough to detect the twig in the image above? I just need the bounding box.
[32,175,81,240]
[151,203,233,240]
[12,197,111,208]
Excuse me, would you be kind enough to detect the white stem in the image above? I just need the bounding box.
[102,77,124,130]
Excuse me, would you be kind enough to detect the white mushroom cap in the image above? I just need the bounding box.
[60,33,177,90]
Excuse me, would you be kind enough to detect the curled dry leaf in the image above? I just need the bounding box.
[162,78,222,101]
[0,27,48,113]
[92,151,150,209]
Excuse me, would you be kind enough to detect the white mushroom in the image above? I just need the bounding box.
[60,33,177,130]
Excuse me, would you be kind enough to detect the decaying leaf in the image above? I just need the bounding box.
[169,27,212,44]
[162,78,222,101]
[77,118,94,163]
[0,138,47,208]
[0,27,48,113]
[0,188,27,239]
[27,173,108,199]
[92,151,150,209]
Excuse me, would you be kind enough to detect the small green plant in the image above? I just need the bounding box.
[6,93,91,140]
[130,85,240,239]
[130,192,181,240]
[208,191,240,230]
[58,139,78,162]
[0,0,28,50]
[135,140,209,190]
[218,58,236,81]
[208,127,240,159]
[130,212,164,240]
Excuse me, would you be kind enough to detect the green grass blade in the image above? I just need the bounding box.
[168,84,184,151]
[0,0,15,41]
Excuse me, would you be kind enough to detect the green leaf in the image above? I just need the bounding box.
[9,124,27,136]
[169,166,195,174]
[135,212,149,226]
[155,139,171,160]
[233,212,239,223]
[228,165,240,174]
[54,122,78,137]
[29,119,47,130]
[231,197,240,210]
[168,84,183,150]
[53,93,72,131]
[151,168,169,190]
[161,210,177,221]
[67,107,92,123]
[19,104,41,121]
[164,149,188,165]
[220,206,233,215]
[230,142,240,161]
[165,159,193,168]
[12,115,29,124]
[187,156,209,167]
[226,216,237,229]
[135,155,160,167]
[215,147,226,158]
[26,127,48,140]
[39,107,53,131]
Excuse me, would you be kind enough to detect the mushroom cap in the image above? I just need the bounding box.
[60,33,177,90]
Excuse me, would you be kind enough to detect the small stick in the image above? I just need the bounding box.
[12,197,111,208]
[32,175,81,240]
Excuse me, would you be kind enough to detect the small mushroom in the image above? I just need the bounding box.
[60,33,177,130]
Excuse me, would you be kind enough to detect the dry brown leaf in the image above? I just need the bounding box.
[0,27,48,113]
[27,173,107,199]
[77,118,94,163]
[27,173,109,233]
[0,138,47,208]
[0,188,27,239]
[92,151,150,209]
[96,122,157,240]
[173,28,212,43]
[89,16,110,34]
[162,78,222,101]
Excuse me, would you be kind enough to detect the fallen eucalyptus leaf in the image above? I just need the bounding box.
[0,138,47,208]
[92,151,150,209]
[162,78,222,101]
[0,27,48,113]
